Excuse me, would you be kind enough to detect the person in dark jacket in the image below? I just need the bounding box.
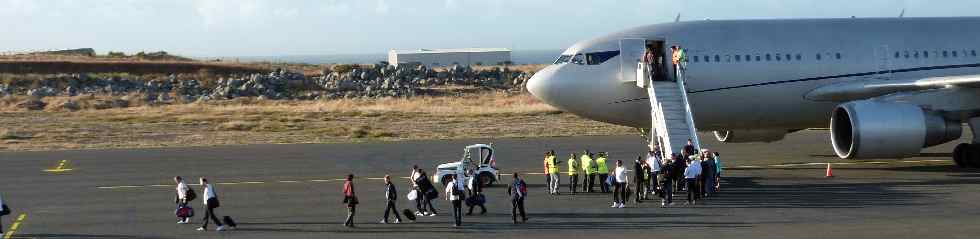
[673,153,687,192]
[416,170,438,216]
[466,170,487,215]
[197,178,225,231]
[633,157,647,203]
[507,173,528,224]
[381,175,402,224]
[343,174,357,228]
[660,158,675,207]
[701,151,717,197]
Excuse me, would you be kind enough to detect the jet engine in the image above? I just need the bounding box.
[830,100,961,159]
[713,130,787,143]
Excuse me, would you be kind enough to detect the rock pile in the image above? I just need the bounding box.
[1,63,536,110]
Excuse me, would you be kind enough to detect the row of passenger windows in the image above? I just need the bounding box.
[693,49,980,63]
[893,50,977,59]
[693,53,843,63]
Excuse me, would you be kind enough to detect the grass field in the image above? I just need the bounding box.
[0,92,634,151]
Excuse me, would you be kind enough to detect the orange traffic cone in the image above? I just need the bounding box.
[825,163,834,177]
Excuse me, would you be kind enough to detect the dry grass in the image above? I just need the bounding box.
[0,92,633,151]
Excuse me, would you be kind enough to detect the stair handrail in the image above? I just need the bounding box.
[674,65,702,150]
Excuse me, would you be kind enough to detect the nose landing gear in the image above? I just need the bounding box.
[953,143,980,168]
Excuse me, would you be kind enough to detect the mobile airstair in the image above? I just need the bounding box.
[637,63,702,157]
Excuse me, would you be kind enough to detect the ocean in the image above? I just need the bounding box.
[223,49,563,65]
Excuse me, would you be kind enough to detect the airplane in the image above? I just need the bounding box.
[525,17,980,167]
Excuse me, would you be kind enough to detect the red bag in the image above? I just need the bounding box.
[176,206,194,218]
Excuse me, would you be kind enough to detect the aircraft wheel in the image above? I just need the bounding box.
[969,144,980,168]
[954,143,969,168]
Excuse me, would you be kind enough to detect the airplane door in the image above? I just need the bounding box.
[873,45,892,80]
[620,38,647,82]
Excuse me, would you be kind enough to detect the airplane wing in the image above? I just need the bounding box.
[805,74,980,102]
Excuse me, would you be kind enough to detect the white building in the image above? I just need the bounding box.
[388,48,511,67]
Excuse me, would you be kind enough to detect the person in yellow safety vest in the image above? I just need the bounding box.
[547,152,560,195]
[543,151,553,194]
[596,152,610,193]
[581,150,595,193]
[567,153,579,194]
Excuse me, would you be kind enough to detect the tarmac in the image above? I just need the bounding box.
[2,130,980,238]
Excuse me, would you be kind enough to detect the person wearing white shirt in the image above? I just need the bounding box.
[174,176,191,224]
[611,160,628,208]
[197,178,225,231]
[683,158,701,205]
[410,165,424,214]
[646,151,662,196]
[444,174,465,227]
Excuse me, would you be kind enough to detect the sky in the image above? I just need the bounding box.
[2,0,980,57]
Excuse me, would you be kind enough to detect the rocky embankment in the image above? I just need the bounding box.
[1,63,536,111]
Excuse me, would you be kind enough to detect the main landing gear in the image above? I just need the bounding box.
[954,118,980,168]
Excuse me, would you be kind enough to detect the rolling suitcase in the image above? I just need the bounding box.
[222,216,237,229]
[402,209,417,221]
[175,206,194,218]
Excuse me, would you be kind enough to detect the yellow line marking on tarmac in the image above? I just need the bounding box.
[42,160,74,173]
[4,213,27,239]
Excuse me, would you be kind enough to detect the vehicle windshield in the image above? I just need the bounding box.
[554,55,572,64]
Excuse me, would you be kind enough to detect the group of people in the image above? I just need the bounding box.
[341,166,529,228]
[544,139,722,208]
[173,176,229,231]
[642,44,687,81]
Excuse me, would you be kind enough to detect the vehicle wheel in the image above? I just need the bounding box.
[968,144,980,168]
[954,143,969,168]
[479,173,494,187]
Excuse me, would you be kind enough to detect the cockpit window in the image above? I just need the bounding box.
[554,55,572,64]
[571,53,585,65]
[585,51,620,65]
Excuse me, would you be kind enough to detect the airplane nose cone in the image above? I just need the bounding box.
[526,65,559,104]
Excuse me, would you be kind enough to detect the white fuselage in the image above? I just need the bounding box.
[527,17,980,132]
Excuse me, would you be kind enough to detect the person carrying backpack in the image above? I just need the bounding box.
[507,173,528,224]
[445,174,465,227]
[197,178,226,231]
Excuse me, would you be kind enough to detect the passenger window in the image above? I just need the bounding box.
[735,55,741,62]
[894,52,900,59]
[924,51,929,58]
[943,51,949,58]
[776,54,782,61]
[914,51,919,58]
[766,54,771,61]
[953,51,959,58]
[795,54,802,61]
[836,53,842,59]
[693,55,699,63]
[755,55,761,61]
[715,55,720,62]
[585,51,620,65]
[816,54,822,60]
[703,55,710,62]
[972,50,977,57]
[571,53,585,65]
[785,54,792,61]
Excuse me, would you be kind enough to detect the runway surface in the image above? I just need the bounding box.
[2,130,980,238]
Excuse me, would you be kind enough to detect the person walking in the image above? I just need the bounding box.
[466,170,487,215]
[174,176,192,224]
[542,151,552,193]
[701,150,717,197]
[646,150,662,197]
[547,151,561,195]
[410,165,424,215]
[714,152,723,191]
[674,153,688,192]
[611,160,628,208]
[581,150,596,192]
[445,174,464,227]
[683,139,697,158]
[567,153,580,194]
[343,174,358,227]
[507,173,528,224]
[633,157,647,203]
[683,158,701,205]
[381,175,402,224]
[596,152,610,193]
[197,178,226,231]
[660,158,675,207]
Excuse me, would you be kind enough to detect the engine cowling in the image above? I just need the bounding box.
[713,130,787,143]
[830,100,961,159]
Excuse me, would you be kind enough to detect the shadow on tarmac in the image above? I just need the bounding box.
[20,234,167,239]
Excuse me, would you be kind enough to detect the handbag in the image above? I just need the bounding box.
[176,205,194,218]
[207,198,221,208]
[407,190,418,201]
